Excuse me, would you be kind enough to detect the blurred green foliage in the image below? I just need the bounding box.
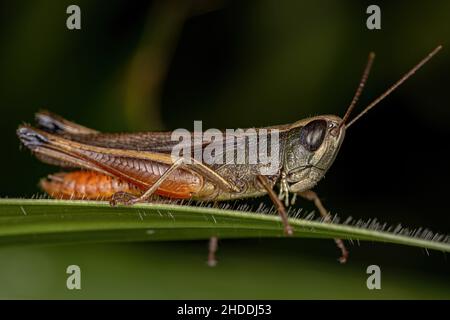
[1,242,449,299]
[0,0,449,298]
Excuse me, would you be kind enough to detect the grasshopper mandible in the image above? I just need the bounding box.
[17,46,442,265]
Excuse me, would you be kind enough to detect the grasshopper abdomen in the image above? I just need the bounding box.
[41,171,141,200]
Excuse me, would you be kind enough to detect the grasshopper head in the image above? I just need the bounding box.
[284,115,345,193]
[283,46,442,193]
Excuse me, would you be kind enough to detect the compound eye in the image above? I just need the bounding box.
[299,119,327,151]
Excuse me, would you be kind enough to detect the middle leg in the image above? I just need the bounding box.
[298,190,349,263]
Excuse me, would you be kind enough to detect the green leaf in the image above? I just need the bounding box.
[0,199,448,252]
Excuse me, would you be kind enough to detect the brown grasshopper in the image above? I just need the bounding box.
[17,46,441,265]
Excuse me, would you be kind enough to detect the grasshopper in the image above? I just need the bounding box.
[17,46,441,265]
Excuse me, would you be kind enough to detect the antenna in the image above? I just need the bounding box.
[340,52,376,129]
[347,45,442,128]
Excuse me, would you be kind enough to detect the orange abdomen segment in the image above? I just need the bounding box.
[40,171,142,200]
[40,170,203,200]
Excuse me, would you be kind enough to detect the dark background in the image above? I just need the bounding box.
[0,0,449,298]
